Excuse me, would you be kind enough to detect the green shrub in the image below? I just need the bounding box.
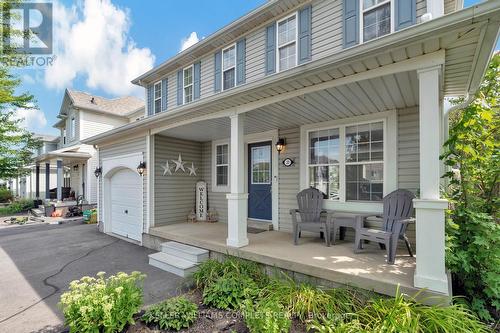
[59,271,145,333]
[193,256,268,289]
[202,275,259,310]
[0,198,34,216]
[0,187,13,203]
[141,296,197,331]
[308,290,492,333]
[243,298,291,333]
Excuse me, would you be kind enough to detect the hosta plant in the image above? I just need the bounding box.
[59,271,145,333]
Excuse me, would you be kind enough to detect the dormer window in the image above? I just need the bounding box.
[154,81,162,113]
[277,13,297,72]
[362,0,392,42]
[222,44,236,90]
[183,66,194,104]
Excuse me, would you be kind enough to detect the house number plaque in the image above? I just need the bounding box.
[196,181,207,221]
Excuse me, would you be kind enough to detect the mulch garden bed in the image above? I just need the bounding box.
[125,289,308,333]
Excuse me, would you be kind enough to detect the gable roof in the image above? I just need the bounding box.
[66,90,145,117]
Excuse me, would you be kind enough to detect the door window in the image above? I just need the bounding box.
[251,145,271,184]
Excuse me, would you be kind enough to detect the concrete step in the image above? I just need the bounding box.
[30,208,45,217]
[248,219,273,231]
[148,252,199,277]
[161,241,209,263]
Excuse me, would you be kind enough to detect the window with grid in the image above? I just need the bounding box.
[307,121,384,202]
[70,117,75,139]
[308,128,340,200]
[251,146,271,184]
[154,82,161,113]
[363,0,391,42]
[222,45,236,90]
[277,14,297,71]
[215,144,229,187]
[345,122,384,201]
[183,66,193,104]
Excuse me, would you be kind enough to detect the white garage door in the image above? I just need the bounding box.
[110,169,142,241]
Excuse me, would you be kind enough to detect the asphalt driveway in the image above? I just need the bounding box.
[0,221,185,333]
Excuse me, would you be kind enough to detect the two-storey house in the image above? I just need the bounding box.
[31,89,144,205]
[83,0,500,298]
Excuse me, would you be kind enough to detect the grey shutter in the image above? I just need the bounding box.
[193,61,201,100]
[265,23,276,75]
[147,85,154,115]
[177,70,183,105]
[236,38,246,85]
[298,5,312,64]
[161,78,167,111]
[343,0,359,48]
[395,0,416,30]
[214,51,222,93]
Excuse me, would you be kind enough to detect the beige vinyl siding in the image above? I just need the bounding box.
[98,136,147,223]
[154,135,203,227]
[246,28,266,84]
[200,54,215,98]
[416,0,427,22]
[201,142,228,224]
[444,0,458,14]
[79,111,127,141]
[311,0,343,62]
[167,71,178,111]
[277,127,301,233]
[397,107,419,191]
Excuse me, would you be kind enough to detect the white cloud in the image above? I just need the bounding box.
[21,74,36,84]
[180,32,200,52]
[13,106,48,133]
[44,0,155,96]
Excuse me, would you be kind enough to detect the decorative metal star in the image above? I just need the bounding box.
[160,161,173,176]
[172,154,186,172]
[187,162,197,176]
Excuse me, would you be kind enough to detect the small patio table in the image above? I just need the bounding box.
[327,212,377,249]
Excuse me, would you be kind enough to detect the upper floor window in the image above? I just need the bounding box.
[63,129,66,145]
[222,45,236,90]
[277,13,297,72]
[362,0,392,42]
[154,82,162,113]
[183,66,193,104]
[70,117,76,139]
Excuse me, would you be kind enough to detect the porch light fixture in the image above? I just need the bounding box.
[94,167,102,178]
[137,161,146,176]
[275,138,286,154]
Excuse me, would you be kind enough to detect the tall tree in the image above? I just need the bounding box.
[0,0,41,180]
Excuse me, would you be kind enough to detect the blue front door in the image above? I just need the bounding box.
[248,141,272,220]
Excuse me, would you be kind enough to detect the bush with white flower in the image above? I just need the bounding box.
[59,271,146,333]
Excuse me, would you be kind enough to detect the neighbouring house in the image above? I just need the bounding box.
[10,134,59,199]
[82,0,500,299]
[26,89,144,205]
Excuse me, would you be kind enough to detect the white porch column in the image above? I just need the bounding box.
[414,65,449,295]
[56,159,63,201]
[226,114,249,248]
[425,0,444,20]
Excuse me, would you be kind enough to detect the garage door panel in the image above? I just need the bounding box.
[109,168,142,241]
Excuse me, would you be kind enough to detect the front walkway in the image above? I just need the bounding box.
[0,222,185,333]
[150,222,430,299]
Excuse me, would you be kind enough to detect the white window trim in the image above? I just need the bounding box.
[221,43,236,91]
[70,117,76,139]
[300,110,397,213]
[276,12,299,73]
[154,81,162,113]
[183,65,194,105]
[211,139,230,193]
[359,0,395,44]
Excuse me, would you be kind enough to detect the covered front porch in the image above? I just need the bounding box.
[147,50,450,296]
[149,222,432,299]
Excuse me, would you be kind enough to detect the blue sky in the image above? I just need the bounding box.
[14,0,497,136]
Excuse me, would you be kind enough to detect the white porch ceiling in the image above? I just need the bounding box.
[159,70,419,142]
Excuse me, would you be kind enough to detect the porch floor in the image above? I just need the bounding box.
[149,222,432,298]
